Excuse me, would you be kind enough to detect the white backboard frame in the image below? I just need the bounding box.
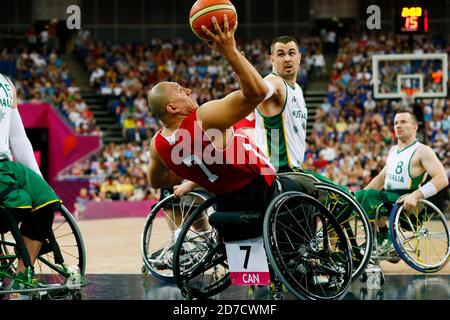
[372,53,448,99]
[397,74,423,96]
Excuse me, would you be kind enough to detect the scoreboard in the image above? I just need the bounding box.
[396,6,429,33]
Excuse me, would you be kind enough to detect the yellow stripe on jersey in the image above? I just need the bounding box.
[281,113,291,168]
[261,117,270,157]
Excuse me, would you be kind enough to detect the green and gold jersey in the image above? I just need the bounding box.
[384,141,425,191]
[255,75,307,170]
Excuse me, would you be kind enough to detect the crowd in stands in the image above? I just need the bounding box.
[0,34,99,135]
[74,34,314,142]
[63,142,157,200]
[65,32,450,206]
[4,28,447,211]
[304,32,450,192]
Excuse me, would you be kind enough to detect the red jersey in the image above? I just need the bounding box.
[233,115,255,130]
[154,111,275,195]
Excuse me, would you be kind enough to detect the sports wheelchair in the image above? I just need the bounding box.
[141,190,212,282]
[0,203,88,300]
[278,172,373,281]
[171,179,354,300]
[362,195,450,285]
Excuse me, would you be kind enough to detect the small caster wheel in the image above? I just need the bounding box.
[247,285,256,299]
[72,291,82,300]
[376,291,384,300]
[182,290,193,300]
[360,272,367,283]
[141,265,148,274]
[359,287,368,300]
[380,272,385,286]
[273,293,284,300]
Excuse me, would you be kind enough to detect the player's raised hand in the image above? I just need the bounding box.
[201,14,238,57]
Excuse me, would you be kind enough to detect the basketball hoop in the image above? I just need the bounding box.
[401,88,419,107]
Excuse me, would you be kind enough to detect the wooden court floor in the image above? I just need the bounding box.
[77,217,450,275]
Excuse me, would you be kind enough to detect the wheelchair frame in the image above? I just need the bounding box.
[171,189,354,300]
[278,172,373,280]
[140,191,211,282]
[362,195,450,285]
[0,204,88,300]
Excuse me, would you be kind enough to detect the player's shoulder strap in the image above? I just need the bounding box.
[0,73,11,84]
[387,144,398,156]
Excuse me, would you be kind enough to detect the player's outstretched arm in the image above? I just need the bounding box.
[256,75,286,114]
[197,15,268,131]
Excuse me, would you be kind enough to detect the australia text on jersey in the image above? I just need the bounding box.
[0,80,13,108]
[386,172,405,183]
[168,120,283,168]
[0,98,12,108]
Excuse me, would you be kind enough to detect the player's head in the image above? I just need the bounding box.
[147,82,198,125]
[394,109,418,142]
[270,36,301,80]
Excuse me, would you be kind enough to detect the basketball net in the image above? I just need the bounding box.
[401,88,419,108]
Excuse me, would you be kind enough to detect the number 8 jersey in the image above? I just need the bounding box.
[383,141,425,191]
[154,111,276,195]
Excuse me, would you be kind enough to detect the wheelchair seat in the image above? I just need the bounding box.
[208,210,263,242]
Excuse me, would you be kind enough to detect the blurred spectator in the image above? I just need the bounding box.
[100,175,122,200]
[74,188,90,220]
[0,44,98,135]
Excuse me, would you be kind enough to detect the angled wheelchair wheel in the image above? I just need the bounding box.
[172,197,230,299]
[278,172,372,280]
[263,191,353,300]
[0,204,86,298]
[389,199,450,273]
[314,183,372,280]
[141,191,209,282]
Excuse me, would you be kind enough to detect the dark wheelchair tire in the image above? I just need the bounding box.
[58,205,86,275]
[172,196,231,299]
[263,191,353,300]
[313,183,373,280]
[141,192,209,283]
[0,204,85,292]
[278,172,373,280]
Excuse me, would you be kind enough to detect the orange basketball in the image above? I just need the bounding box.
[189,0,237,41]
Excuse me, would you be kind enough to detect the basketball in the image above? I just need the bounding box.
[189,0,237,41]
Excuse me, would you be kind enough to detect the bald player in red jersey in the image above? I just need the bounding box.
[147,16,286,236]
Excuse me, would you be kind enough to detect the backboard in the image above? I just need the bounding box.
[372,53,448,101]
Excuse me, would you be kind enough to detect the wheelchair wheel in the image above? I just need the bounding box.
[263,191,352,300]
[0,204,85,289]
[278,172,372,280]
[172,197,231,299]
[389,199,450,273]
[314,183,372,280]
[141,191,209,282]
